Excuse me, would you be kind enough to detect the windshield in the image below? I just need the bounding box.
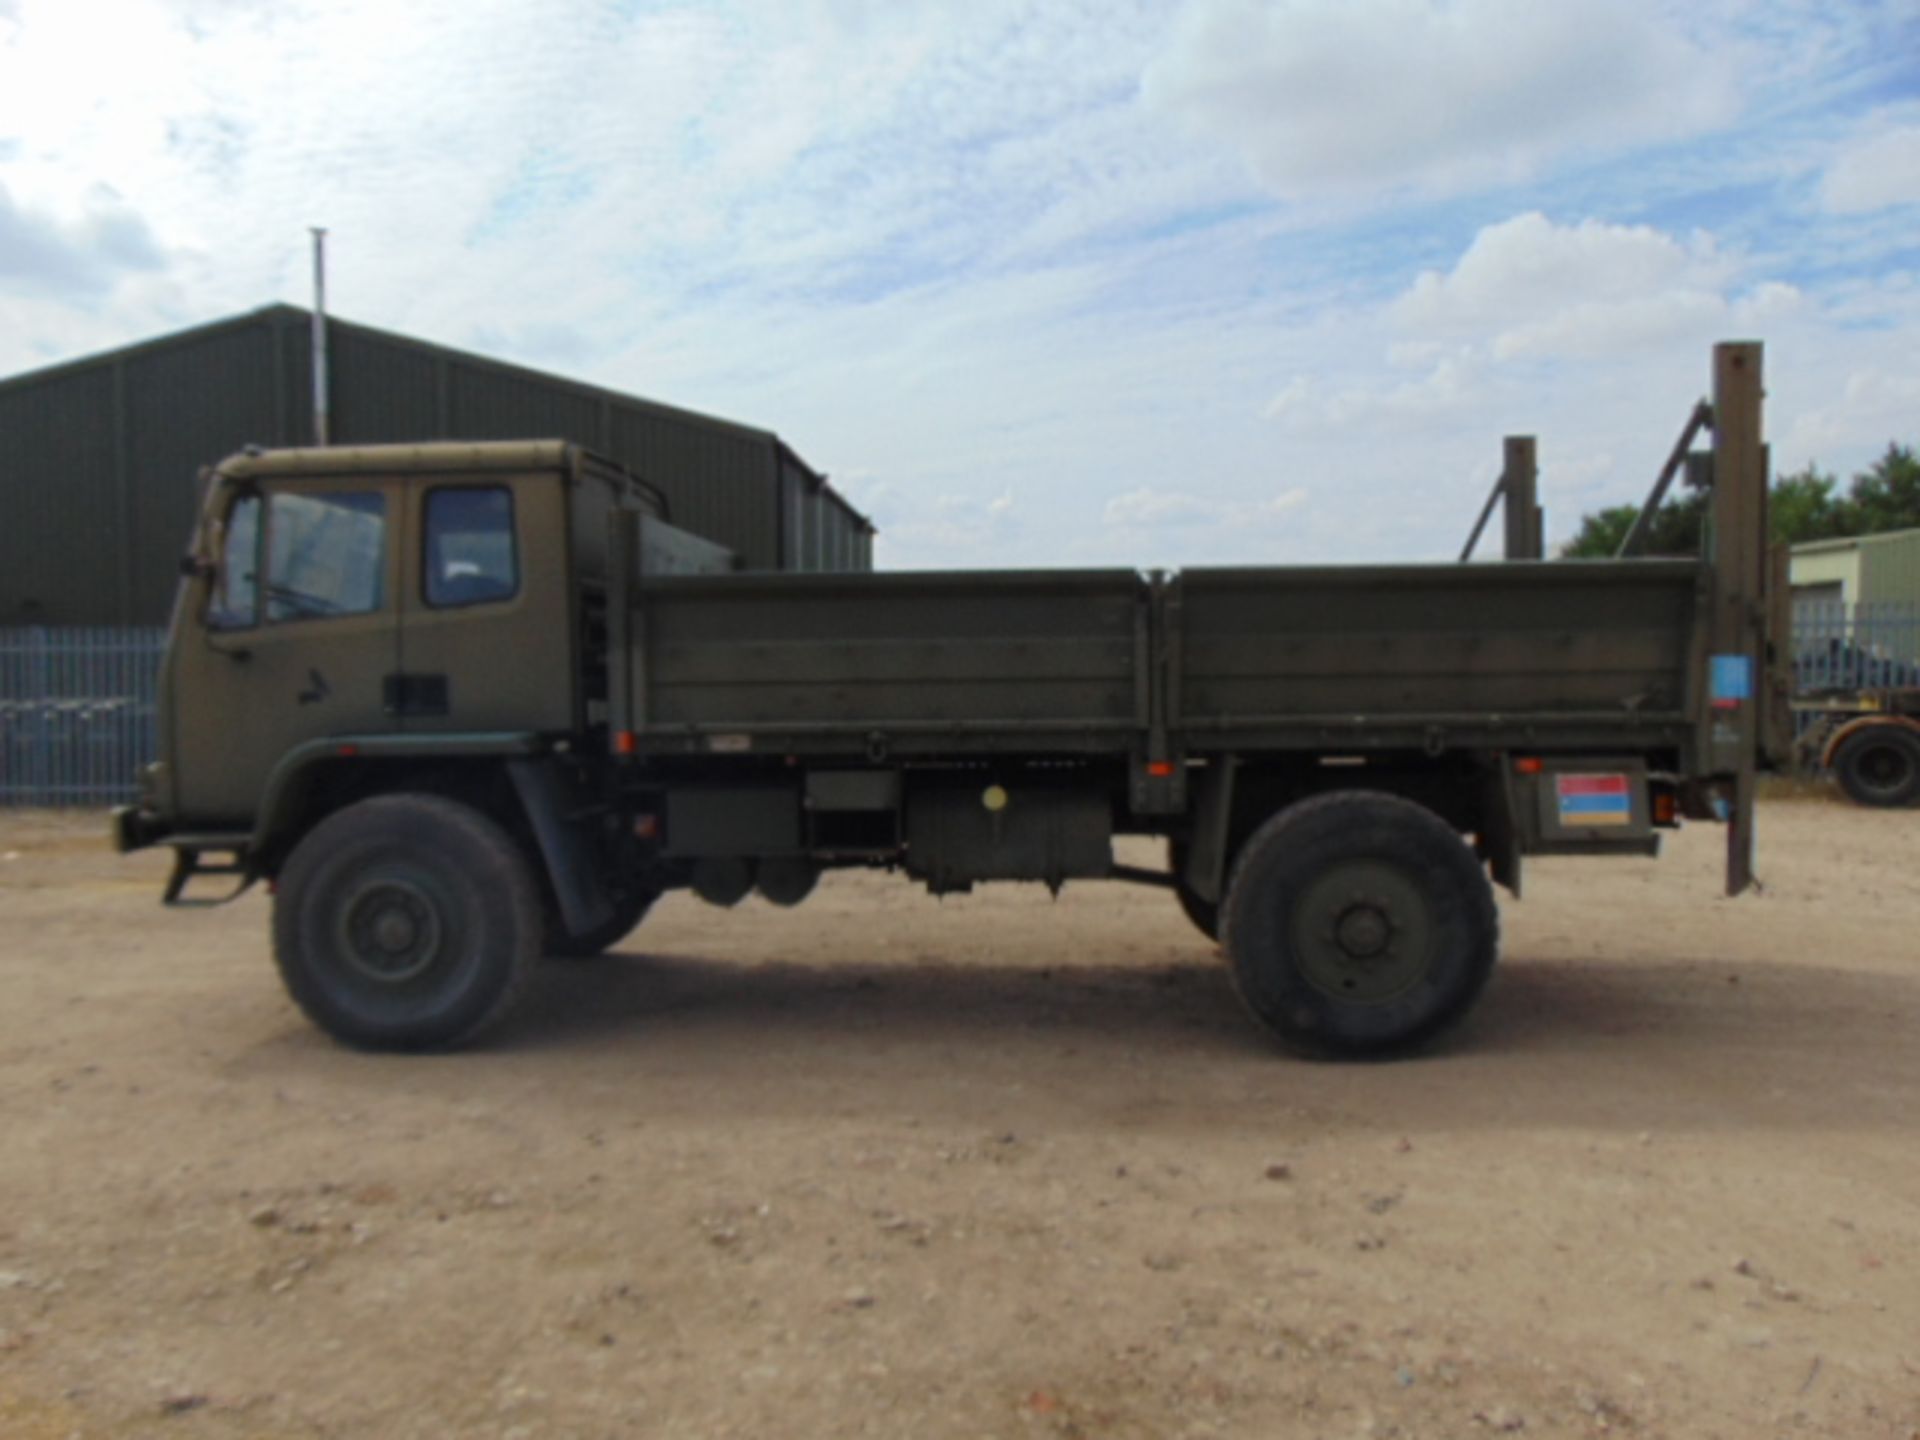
[264,490,387,621]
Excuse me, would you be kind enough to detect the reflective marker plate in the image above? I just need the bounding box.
[1556,773,1631,826]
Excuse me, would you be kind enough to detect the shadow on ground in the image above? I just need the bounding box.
[232,944,1920,1138]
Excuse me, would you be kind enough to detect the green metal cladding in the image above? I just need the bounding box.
[0,304,872,625]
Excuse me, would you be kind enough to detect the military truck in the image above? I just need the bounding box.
[114,343,1788,1057]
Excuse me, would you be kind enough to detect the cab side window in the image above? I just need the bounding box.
[264,491,387,622]
[424,487,518,608]
[208,493,261,630]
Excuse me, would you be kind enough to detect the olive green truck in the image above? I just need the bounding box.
[114,342,1789,1057]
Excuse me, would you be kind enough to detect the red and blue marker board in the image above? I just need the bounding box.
[1555,773,1632,827]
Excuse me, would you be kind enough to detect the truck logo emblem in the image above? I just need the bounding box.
[298,669,331,706]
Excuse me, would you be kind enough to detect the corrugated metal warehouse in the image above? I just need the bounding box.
[0,304,873,626]
[1790,526,1920,613]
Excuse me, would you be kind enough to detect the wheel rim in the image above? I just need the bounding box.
[1289,859,1434,1004]
[335,874,447,985]
[1855,742,1915,797]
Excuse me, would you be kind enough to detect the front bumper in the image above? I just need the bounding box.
[110,805,167,854]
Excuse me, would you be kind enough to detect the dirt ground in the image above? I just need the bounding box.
[1,799,1917,1440]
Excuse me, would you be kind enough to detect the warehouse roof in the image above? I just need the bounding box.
[1790,525,1920,556]
[0,303,872,533]
[1,304,875,626]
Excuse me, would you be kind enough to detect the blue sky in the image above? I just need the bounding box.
[1,0,1917,568]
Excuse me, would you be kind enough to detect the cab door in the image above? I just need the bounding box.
[396,473,573,735]
[170,477,403,825]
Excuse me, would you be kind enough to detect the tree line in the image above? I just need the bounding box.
[1561,442,1920,558]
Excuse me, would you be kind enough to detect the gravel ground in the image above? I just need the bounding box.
[1,798,1917,1439]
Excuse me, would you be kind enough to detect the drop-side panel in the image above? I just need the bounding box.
[632,570,1141,749]
[1176,561,1703,743]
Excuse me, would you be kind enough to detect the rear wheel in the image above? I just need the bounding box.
[1220,791,1497,1057]
[272,794,539,1050]
[1832,726,1920,807]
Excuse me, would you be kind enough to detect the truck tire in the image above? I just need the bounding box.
[272,794,540,1050]
[1167,840,1220,942]
[545,886,658,959]
[1219,791,1497,1057]
[1832,725,1920,807]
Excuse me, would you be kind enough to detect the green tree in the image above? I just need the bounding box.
[1768,464,1845,546]
[1843,443,1920,534]
[1561,504,1638,558]
[1559,442,1915,557]
[1561,461,1708,558]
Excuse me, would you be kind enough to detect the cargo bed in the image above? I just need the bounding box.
[612,559,1708,766]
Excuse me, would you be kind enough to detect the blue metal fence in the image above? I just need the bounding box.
[0,628,166,806]
[1793,600,1920,693]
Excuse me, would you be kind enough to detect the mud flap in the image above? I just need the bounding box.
[507,759,614,939]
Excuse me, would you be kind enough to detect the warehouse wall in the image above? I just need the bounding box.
[1790,529,1920,611]
[777,443,869,573]
[0,305,872,625]
[1788,545,1862,607]
[1858,528,1920,609]
[0,364,121,624]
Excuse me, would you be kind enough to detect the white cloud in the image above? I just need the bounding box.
[1104,487,1217,528]
[874,486,1022,567]
[0,0,1914,577]
[1778,369,1920,465]
[1103,485,1307,530]
[1820,119,1920,214]
[1492,293,1728,362]
[1396,212,1730,339]
[1142,0,1737,202]
[1256,200,1920,553]
[1384,212,1816,367]
[0,182,164,295]
[1266,354,1479,431]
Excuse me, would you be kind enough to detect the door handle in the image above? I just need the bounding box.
[383,673,450,717]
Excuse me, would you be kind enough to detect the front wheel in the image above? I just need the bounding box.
[1832,726,1920,807]
[1220,791,1497,1057]
[272,794,540,1050]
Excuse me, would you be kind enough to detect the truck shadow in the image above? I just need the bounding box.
[473,946,1920,1137]
[514,949,1263,1054]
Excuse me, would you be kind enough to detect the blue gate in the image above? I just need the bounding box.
[0,628,167,806]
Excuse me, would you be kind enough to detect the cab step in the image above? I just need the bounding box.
[162,835,258,907]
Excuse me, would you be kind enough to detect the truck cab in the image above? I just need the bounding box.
[126,442,650,842]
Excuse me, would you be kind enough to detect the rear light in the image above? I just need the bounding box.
[1652,788,1678,826]
[1513,756,1543,775]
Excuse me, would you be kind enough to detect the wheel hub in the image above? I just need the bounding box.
[373,911,417,952]
[338,879,444,985]
[1863,747,1911,789]
[1334,903,1391,959]
[1290,861,1434,1004]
